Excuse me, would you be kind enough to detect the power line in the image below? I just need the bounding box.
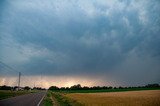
[0,61,19,73]
[18,72,21,90]
[0,67,15,74]
[0,60,22,90]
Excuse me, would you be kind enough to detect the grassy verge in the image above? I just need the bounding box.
[43,91,53,106]
[52,88,160,93]
[0,90,36,100]
[51,92,82,106]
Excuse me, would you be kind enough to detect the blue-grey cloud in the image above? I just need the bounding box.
[0,0,160,85]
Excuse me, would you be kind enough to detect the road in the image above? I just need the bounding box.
[0,91,46,106]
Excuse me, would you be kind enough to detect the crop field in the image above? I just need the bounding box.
[65,90,160,106]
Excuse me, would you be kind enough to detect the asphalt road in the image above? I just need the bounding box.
[0,91,46,106]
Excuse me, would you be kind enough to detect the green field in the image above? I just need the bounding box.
[51,87,160,93]
[0,90,37,100]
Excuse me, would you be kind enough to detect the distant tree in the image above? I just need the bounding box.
[145,84,160,88]
[114,87,117,89]
[119,86,123,89]
[13,86,18,90]
[65,87,69,90]
[48,83,160,91]
[108,86,113,89]
[24,86,31,90]
[0,85,12,90]
[49,86,59,90]
[128,87,132,89]
[33,87,37,90]
[92,86,98,90]
[60,87,66,90]
[70,84,82,90]
[83,86,89,90]
[33,87,46,90]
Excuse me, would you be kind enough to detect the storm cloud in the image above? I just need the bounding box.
[0,0,160,86]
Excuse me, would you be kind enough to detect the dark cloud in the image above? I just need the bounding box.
[0,0,160,85]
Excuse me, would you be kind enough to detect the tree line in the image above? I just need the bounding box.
[48,83,160,91]
[0,83,159,91]
[0,85,46,90]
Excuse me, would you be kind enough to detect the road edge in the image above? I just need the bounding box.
[37,92,46,106]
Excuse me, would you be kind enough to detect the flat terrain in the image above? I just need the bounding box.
[65,90,160,106]
[0,91,46,106]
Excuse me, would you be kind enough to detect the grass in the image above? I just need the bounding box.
[51,92,82,106]
[43,91,53,106]
[65,90,160,106]
[0,90,36,100]
[52,92,70,106]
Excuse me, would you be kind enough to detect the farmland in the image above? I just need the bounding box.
[65,90,160,106]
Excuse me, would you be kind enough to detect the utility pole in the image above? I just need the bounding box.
[41,73,42,88]
[34,82,35,88]
[18,72,21,91]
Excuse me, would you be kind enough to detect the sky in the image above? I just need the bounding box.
[0,0,160,88]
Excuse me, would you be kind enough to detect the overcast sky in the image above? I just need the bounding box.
[0,0,160,87]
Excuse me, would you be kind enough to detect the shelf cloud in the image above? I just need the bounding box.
[0,0,160,87]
